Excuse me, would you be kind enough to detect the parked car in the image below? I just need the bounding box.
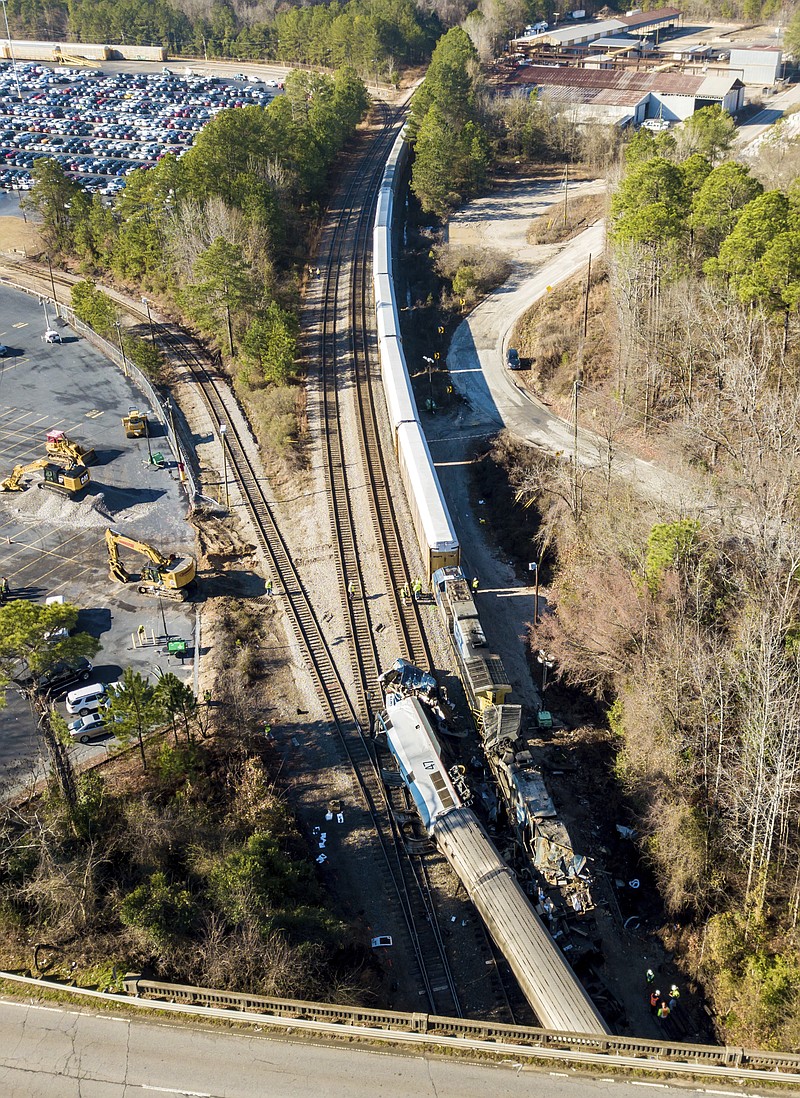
[68,711,111,743]
[506,347,521,370]
[65,681,114,716]
[14,656,93,695]
[44,329,62,344]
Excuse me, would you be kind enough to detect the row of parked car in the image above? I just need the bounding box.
[0,61,280,194]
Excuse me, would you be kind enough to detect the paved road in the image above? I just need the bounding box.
[735,81,800,150]
[443,185,707,511]
[0,997,716,1097]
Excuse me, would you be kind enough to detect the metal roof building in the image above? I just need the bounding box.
[514,7,682,50]
[729,45,783,85]
[505,64,744,123]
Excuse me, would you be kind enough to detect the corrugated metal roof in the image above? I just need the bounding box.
[696,75,743,96]
[539,18,625,44]
[592,87,650,106]
[506,64,740,98]
[617,7,682,29]
[730,44,782,54]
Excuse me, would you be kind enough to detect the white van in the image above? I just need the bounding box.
[65,682,111,716]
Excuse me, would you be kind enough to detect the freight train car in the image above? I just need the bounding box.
[432,565,512,712]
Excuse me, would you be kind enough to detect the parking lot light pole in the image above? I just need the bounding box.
[0,1,22,101]
[46,254,58,315]
[219,423,229,511]
[423,355,434,408]
[115,321,129,377]
[141,296,156,348]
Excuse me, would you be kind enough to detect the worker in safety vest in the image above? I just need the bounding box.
[657,1001,670,1020]
[471,576,479,593]
[649,989,660,1014]
[412,578,422,601]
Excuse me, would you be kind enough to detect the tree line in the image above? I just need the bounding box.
[4,0,437,74]
[496,105,800,1047]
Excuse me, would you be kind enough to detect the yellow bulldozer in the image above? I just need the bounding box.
[45,429,96,466]
[104,528,196,601]
[0,458,90,495]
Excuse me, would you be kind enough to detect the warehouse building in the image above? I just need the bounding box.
[515,7,682,51]
[728,45,783,85]
[504,66,744,126]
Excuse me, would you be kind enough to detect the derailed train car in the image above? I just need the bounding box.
[376,696,609,1035]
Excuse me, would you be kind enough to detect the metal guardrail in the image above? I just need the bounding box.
[0,970,798,1084]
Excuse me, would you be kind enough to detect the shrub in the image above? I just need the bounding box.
[120,871,196,944]
[71,280,117,338]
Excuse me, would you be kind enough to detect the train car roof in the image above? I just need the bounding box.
[397,422,459,553]
[383,696,461,830]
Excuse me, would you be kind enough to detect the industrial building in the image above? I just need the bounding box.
[515,7,682,51]
[729,45,783,85]
[504,65,744,127]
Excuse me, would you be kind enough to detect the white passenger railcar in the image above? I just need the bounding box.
[373,128,460,577]
[397,422,460,575]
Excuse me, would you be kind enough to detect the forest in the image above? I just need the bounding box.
[1,0,789,72]
[489,106,800,1047]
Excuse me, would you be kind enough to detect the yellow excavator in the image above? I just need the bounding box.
[105,528,196,600]
[45,429,96,467]
[122,410,148,439]
[0,458,90,495]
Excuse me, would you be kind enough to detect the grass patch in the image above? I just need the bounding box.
[527,192,607,246]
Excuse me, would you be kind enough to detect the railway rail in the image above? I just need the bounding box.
[308,106,461,1016]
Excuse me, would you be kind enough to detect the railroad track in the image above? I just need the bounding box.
[309,107,461,1016]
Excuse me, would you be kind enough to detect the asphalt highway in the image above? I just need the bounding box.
[0,997,724,1097]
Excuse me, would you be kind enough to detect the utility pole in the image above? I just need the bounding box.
[142,296,156,348]
[572,377,581,520]
[0,0,22,101]
[115,321,128,376]
[46,254,58,315]
[563,162,569,228]
[219,423,229,510]
[583,253,592,340]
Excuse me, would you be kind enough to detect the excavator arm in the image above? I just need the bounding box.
[105,528,168,567]
[1,457,89,494]
[1,458,51,492]
[104,528,196,597]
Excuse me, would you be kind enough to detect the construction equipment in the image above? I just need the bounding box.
[45,429,96,467]
[105,528,196,600]
[0,458,90,495]
[123,409,148,439]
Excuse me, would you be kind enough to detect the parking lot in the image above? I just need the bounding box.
[0,284,197,795]
[0,61,280,194]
